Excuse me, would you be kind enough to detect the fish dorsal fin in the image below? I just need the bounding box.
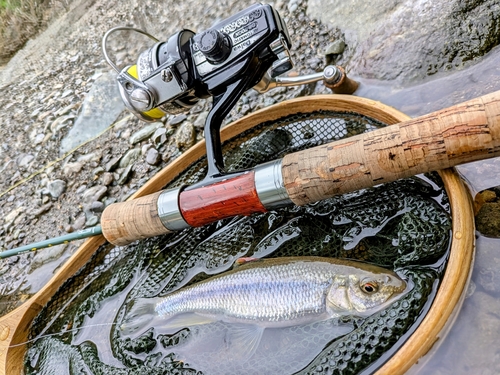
[226,324,265,362]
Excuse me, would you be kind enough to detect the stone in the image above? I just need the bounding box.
[47,179,67,199]
[129,123,163,144]
[82,185,108,205]
[175,121,196,149]
[193,111,209,129]
[119,148,141,168]
[101,172,114,186]
[325,39,346,55]
[62,161,83,176]
[116,165,133,185]
[168,113,187,126]
[89,201,104,213]
[145,148,160,166]
[17,154,34,168]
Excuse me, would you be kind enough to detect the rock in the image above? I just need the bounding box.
[129,122,163,144]
[145,148,160,166]
[85,215,99,227]
[47,179,67,199]
[105,156,121,172]
[89,201,104,213]
[193,111,209,129]
[4,207,24,224]
[307,0,500,83]
[33,203,53,218]
[116,165,133,185]
[17,154,34,168]
[62,161,83,176]
[119,148,141,168]
[475,202,500,237]
[101,172,114,186]
[152,127,168,146]
[168,113,187,126]
[82,185,107,205]
[325,39,346,55]
[175,121,196,149]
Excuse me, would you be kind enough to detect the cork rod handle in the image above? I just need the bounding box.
[282,91,500,205]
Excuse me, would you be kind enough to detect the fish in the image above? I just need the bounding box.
[121,256,407,360]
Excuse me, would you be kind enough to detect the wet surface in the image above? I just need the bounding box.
[351,43,500,375]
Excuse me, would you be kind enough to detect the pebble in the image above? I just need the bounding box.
[168,113,187,126]
[193,111,209,129]
[145,148,160,166]
[119,148,141,168]
[117,165,133,185]
[89,201,104,213]
[47,179,67,199]
[101,172,114,186]
[152,127,168,146]
[129,122,163,144]
[325,39,346,55]
[175,121,196,149]
[63,161,83,176]
[82,185,108,204]
[17,154,34,168]
[85,215,99,227]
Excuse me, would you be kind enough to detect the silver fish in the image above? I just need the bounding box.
[122,257,406,341]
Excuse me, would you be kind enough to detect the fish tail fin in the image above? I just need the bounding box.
[120,297,160,336]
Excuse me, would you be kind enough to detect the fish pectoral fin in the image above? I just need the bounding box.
[226,324,265,362]
[161,312,217,331]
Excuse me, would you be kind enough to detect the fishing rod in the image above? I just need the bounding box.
[2,3,499,256]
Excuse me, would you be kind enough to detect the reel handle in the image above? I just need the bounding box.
[101,91,500,246]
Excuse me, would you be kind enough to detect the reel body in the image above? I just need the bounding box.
[104,4,292,122]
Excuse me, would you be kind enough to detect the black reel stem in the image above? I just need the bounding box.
[195,67,263,188]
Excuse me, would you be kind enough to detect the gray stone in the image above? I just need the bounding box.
[129,122,163,144]
[17,154,34,168]
[85,215,99,227]
[47,179,67,199]
[193,111,209,129]
[116,165,133,185]
[82,185,108,205]
[168,113,187,126]
[89,201,104,213]
[119,148,141,168]
[145,148,160,166]
[325,39,346,55]
[152,127,168,146]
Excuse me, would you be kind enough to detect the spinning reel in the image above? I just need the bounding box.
[102,3,357,183]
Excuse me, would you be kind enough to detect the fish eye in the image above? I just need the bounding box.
[361,281,379,294]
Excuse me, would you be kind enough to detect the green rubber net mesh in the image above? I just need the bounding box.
[24,110,451,375]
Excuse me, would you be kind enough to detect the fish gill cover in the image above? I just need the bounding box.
[24,111,451,375]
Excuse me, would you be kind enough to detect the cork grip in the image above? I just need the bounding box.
[101,191,171,246]
[282,91,500,205]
